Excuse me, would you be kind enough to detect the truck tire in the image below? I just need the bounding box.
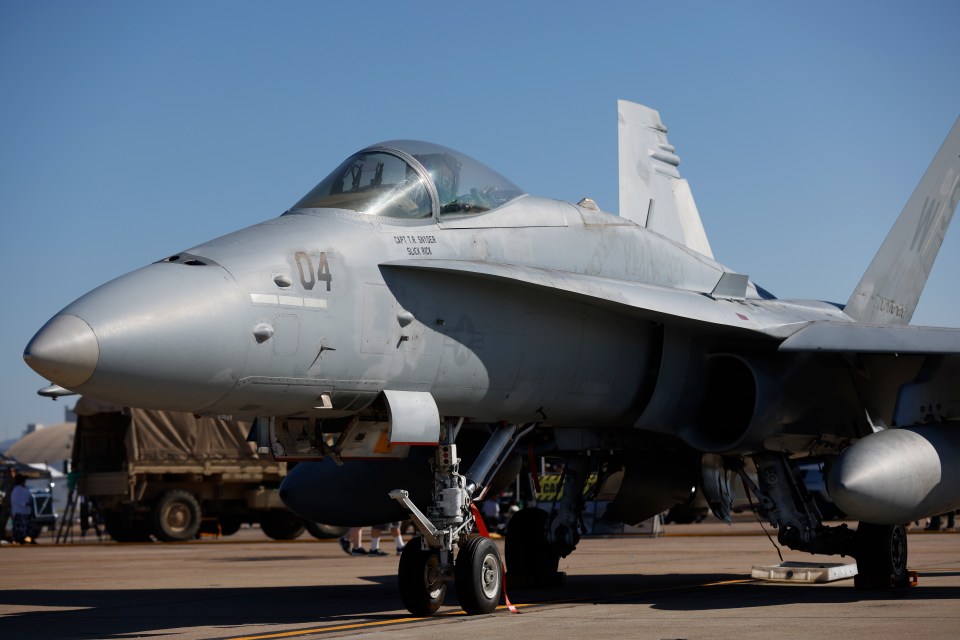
[304,522,348,539]
[260,511,306,540]
[152,490,202,541]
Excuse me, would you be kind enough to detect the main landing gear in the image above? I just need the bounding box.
[391,421,529,616]
[504,457,590,587]
[504,507,560,584]
[708,454,911,589]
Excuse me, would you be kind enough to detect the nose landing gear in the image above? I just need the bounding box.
[391,420,528,616]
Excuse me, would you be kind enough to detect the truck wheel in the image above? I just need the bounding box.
[260,512,306,540]
[304,522,348,539]
[152,490,202,542]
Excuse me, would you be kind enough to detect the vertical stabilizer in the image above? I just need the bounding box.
[618,100,713,258]
[846,117,960,325]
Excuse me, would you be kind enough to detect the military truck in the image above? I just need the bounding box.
[71,397,342,542]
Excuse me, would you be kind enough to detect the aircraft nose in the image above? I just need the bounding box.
[23,260,251,412]
[24,314,100,388]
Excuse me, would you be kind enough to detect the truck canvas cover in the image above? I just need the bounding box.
[74,396,256,465]
[125,409,255,463]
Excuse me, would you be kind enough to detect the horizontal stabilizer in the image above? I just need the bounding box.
[779,321,960,354]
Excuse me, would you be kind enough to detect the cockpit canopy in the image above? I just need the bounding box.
[291,140,524,218]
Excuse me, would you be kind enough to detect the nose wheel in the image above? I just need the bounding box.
[455,536,504,615]
[398,536,447,616]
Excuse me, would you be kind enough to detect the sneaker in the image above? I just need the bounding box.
[351,547,368,555]
[396,545,405,555]
[338,537,351,555]
[368,548,389,556]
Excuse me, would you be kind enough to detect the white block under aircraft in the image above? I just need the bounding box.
[25,101,960,615]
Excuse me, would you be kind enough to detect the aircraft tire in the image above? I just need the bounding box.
[505,507,560,581]
[398,536,446,616]
[455,536,503,615]
[152,490,202,542]
[854,522,908,586]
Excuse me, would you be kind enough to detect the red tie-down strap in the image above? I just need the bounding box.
[470,502,520,614]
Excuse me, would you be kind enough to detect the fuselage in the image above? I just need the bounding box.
[26,196,728,421]
[24,140,857,449]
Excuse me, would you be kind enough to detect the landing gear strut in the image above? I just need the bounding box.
[726,454,911,588]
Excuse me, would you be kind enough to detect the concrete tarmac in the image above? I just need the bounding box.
[1,522,958,640]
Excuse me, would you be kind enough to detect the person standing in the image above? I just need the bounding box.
[368,522,404,556]
[0,466,16,542]
[339,526,367,555]
[10,475,37,544]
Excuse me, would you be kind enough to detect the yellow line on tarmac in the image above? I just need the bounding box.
[226,616,432,640]
[224,577,753,640]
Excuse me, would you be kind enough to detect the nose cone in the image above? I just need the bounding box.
[24,261,251,412]
[24,314,100,387]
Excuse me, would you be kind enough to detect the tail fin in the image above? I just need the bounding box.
[846,116,960,325]
[618,100,713,258]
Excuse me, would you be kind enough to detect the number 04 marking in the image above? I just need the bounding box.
[295,251,332,291]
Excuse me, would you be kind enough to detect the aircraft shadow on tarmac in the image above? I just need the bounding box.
[555,573,960,611]
[1,572,958,639]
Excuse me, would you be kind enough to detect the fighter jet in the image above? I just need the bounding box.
[24,101,960,615]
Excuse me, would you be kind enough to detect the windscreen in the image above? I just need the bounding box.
[293,151,432,218]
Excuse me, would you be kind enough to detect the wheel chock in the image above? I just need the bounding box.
[853,570,919,589]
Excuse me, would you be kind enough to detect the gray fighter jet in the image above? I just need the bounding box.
[24,101,960,615]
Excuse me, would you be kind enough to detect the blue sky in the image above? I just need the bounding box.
[2,1,958,442]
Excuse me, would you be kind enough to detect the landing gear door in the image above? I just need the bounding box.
[383,390,440,445]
